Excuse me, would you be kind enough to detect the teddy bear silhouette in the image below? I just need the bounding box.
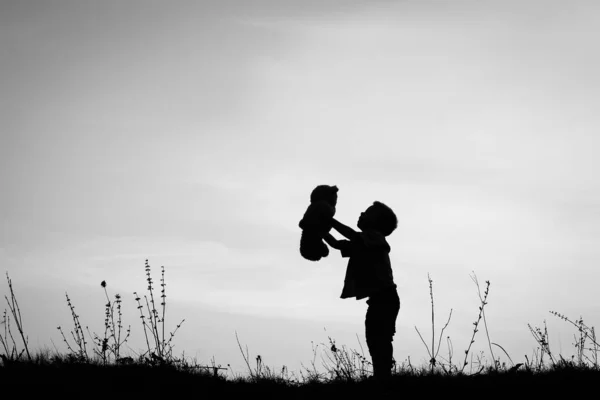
[298,185,338,261]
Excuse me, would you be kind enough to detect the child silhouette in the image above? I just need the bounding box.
[323,200,399,380]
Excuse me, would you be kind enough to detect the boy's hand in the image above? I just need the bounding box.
[331,218,359,241]
[322,233,341,250]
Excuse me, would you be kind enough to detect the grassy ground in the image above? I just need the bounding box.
[1,356,598,398]
[2,262,600,398]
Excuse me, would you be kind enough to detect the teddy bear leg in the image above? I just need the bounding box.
[300,231,321,261]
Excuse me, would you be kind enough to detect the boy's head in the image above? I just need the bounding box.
[357,201,397,236]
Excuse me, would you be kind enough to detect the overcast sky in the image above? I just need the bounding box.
[2,0,600,375]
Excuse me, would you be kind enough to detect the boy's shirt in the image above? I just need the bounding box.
[338,229,396,300]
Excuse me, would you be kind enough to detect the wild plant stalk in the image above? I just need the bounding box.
[299,341,327,383]
[133,260,184,363]
[57,293,89,361]
[161,266,166,353]
[236,330,261,381]
[1,310,22,362]
[102,280,116,360]
[112,291,130,360]
[134,290,152,358]
[101,281,130,361]
[492,341,519,370]
[443,336,454,373]
[471,273,496,368]
[354,333,372,378]
[235,331,326,383]
[414,274,453,374]
[460,276,491,373]
[206,356,229,378]
[2,273,31,361]
[524,347,544,372]
[323,338,351,380]
[0,310,9,357]
[550,311,599,368]
[88,281,131,364]
[527,320,555,369]
[146,262,161,352]
[318,336,372,381]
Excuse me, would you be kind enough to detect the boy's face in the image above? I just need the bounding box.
[357,205,379,231]
[329,191,338,207]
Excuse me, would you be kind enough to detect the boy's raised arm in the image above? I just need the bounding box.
[331,218,359,241]
[322,233,341,249]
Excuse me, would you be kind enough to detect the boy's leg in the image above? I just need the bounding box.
[365,288,400,378]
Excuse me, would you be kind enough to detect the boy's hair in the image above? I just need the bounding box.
[371,201,397,236]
